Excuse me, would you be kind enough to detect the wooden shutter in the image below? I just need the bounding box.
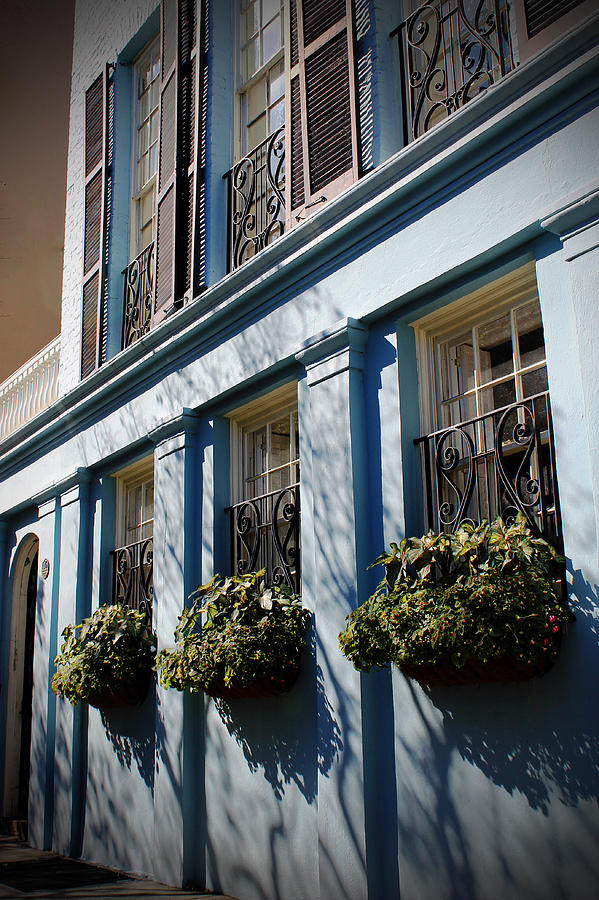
[287,0,359,227]
[513,0,593,64]
[81,66,111,379]
[153,0,207,327]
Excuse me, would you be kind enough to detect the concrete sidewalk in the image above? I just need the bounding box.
[0,837,235,898]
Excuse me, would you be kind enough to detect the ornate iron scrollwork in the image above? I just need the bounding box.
[122,242,154,349]
[113,537,153,620]
[228,483,300,593]
[435,426,475,529]
[416,392,560,543]
[228,127,285,271]
[393,0,515,142]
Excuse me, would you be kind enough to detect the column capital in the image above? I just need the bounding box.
[295,318,368,387]
[541,182,599,261]
[149,409,200,458]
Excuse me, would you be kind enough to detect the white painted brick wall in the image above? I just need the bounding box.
[59,0,157,395]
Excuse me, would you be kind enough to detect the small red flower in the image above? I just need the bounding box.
[549,615,555,623]
[543,638,550,646]
[552,625,560,634]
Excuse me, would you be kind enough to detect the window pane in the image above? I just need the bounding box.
[149,143,158,177]
[242,0,260,43]
[263,0,280,24]
[242,36,260,80]
[139,90,150,123]
[477,312,513,385]
[263,15,282,62]
[138,122,150,157]
[516,302,545,370]
[522,366,548,398]
[439,334,475,402]
[480,378,516,416]
[269,59,284,102]
[150,79,159,109]
[248,114,267,151]
[440,395,476,429]
[141,190,155,227]
[150,110,159,144]
[247,77,267,122]
[269,97,285,133]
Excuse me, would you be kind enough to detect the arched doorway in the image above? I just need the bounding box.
[3,537,39,824]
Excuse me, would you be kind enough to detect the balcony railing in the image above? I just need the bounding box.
[415,392,561,545]
[225,127,285,272]
[0,336,60,440]
[112,537,153,620]
[391,0,516,143]
[227,482,300,594]
[122,242,154,349]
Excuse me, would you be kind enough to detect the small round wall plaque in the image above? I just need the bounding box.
[41,558,50,580]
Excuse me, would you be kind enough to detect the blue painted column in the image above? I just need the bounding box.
[150,410,199,887]
[541,187,599,583]
[32,494,61,850]
[51,471,91,857]
[296,318,369,900]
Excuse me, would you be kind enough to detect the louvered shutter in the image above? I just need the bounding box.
[153,0,206,327]
[287,0,359,226]
[513,0,592,64]
[81,66,111,379]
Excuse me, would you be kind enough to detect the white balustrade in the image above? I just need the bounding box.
[0,336,61,440]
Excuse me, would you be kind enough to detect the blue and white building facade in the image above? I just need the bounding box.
[1,1,599,898]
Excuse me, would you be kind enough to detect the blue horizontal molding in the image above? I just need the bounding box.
[0,14,598,478]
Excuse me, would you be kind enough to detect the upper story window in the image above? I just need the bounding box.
[238,0,285,156]
[413,264,561,545]
[228,384,301,592]
[226,0,359,271]
[113,458,154,620]
[122,37,160,351]
[131,37,161,257]
[392,0,594,144]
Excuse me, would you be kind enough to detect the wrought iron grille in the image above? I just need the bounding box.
[227,483,300,593]
[415,392,561,545]
[112,537,153,620]
[122,242,154,349]
[391,0,516,143]
[226,127,285,271]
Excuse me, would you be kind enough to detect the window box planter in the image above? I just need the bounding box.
[202,668,300,701]
[398,651,557,688]
[339,515,571,686]
[157,571,310,700]
[51,604,156,707]
[87,670,152,709]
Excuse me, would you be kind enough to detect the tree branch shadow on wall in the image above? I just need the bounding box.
[212,624,342,803]
[424,576,599,815]
[395,569,599,900]
[99,683,156,790]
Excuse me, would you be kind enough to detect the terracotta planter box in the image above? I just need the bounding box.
[203,668,299,700]
[399,653,557,687]
[87,671,151,709]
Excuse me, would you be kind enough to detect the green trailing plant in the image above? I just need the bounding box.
[156,570,310,697]
[339,514,572,678]
[51,604,156,706]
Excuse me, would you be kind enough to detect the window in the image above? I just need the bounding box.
[227,0,359,270]
[413,264,560,543]
[392,0,517,142]
[238,0,285,157]
[228,384,300,592]
[131,37,161,257]
[122,37,160,350]
[113,458,154,618]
